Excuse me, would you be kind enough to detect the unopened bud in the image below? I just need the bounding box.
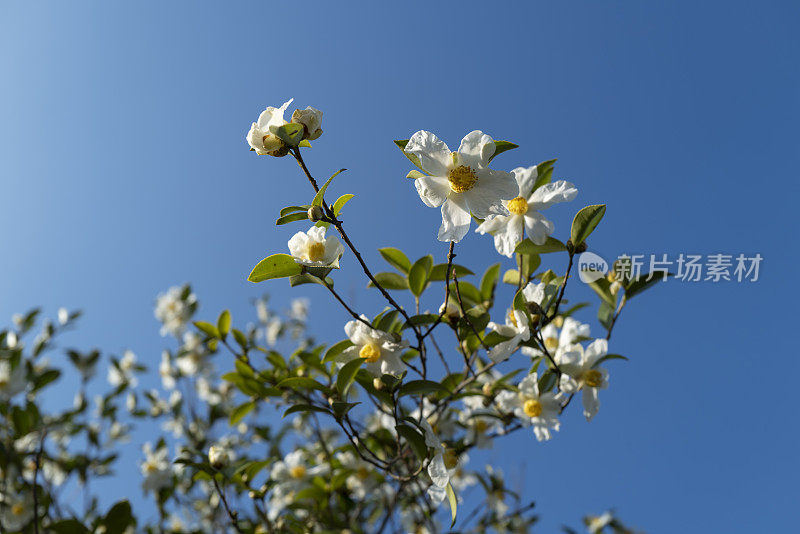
[565,240,575,254]
[553,316,564,328]
[291,107,324,141]
[373,377,385,391]
[208,445,230,469]
[481,382,493,396]
[575,241,588,254]
[308,205,325,222]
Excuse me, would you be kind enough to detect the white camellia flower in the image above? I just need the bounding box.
[0,360,26,399]
[268,450,328,520]
[0,491,34,532]
[486,309,530,362]
[108,350,138,387]
[556,339,610,421]
[140,442,173,494]
[419,418,459,504]
[291,106,323,140]
[496,373,562,441]
[246,98,293,156]
[405,130,518,242]
[208,444,233,469]
[154,285,196,337]
[334,450,378,500]
[521,316,590,360]
[340,315,407,377]
[476,165,578,256]
[459,395,502,449]
[287,226,345,267]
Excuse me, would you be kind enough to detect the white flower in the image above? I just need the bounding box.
[459,395,501,448]
[405,130,517,242]
[339,316,407,377]
[556,339,610,421]
[287,226,345,267]
[291,107,323,140]
[496,373,562,441]
[0,491,34,531]
[268,450,328,520]
[246,98,293,156]
[419,418,452,503]
[140,442,173,494]
[289,298,310,321]
[159,351,176,390]
[57,307,69,325]
[335,450,378,500]
[208,444,233,469]
[0,360,26,399]
[108,350,138,387]
[486,309,530,362]
[154,285,196,337]
[586,511,614,533]
[521,316,590,360]
[175,332,208,376]
[476,165,577,256]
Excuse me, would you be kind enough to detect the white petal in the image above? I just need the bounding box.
[488,335,521,363]
[405,131,451,176]
[415,175,450,208]
[287,231,309,257]
[523,211,555,245]
[512,165,538,198]
[491,215,523,257]
[528,180,578,210]
[582,387,600,421]
[427,484,447,504]
[559,374,580,394]
[475,214,507,235]
[584,338,608,366]
[457,130,495,169]
[518,373,539,397]
[437,196,471,242]
[427,452,449,488]
[522,282,545,306]
[380,352,406,376]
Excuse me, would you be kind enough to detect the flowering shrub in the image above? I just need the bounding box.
[0,101,662,533]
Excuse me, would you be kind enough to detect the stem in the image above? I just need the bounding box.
[422,242,456,339]
[322,279,373,329]
[211,477,245,534]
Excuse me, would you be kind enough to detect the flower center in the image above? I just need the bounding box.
[11,503,25,516]
[443,448,459,470]
[289,465,307,479]
[306,242,326,262]
[507,196,528,215]
[583,369,603,387]
[523,399,543,417]
[260,133,284,153]
[359,343,381,363]
[144,462,159,474]
[447,165,478,193]
[544,337,559,351]
[474,419,489,433]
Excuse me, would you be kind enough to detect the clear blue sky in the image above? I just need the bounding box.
[1,1,798,531]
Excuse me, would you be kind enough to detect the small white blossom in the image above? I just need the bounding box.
[154,286,196,337]
[108,350,138,387]
[339,316,408,377]
[405,130,517,242]
[497,373,562,441]
[0,491,34,531]
[476,165,577,256]
[287,226,345,267]
[0,360,26,399]
[556,339,610,421]
[487,309,530,362]
[291,106,323,140]
[246,99,293,156]
[140,442,173,494]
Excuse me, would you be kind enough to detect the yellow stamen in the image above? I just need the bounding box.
[553,316,564,328]
[443,448,459,470]
[523,399,542,418]
[507,310,518,328]
[544,337,559,351]
[583,369,603,388]
[289,465,307,479]
[474,419,489,433]
[507,196,529,215]
[359,343,381,363]
[447,165,478,193]
[306,242,326,262]
[11,503,25,516]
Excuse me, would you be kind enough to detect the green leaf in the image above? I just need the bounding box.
[229,401,255,425]
[480,263,501,301]
[588,278,617,308]
[272,122,304,146]
[379,248,412,274]
[331,401,359,419]
[533,159,557,190]
[394,139,424,170]
[367,272,409,290]
[395,424,428,461]
[194,321,220,339]
[408,256,433,297]
[625,272,673,299]
[336,358,364,397]
[406,169,426,179]
[516,251,541,281]
[277,377,328,393]
[283,404,331,418]
[289,273,333,287]
[446,483,458,526]
[570,204,606,246]
[593,353,628,367]
[248,254,303,282]
[323,340,354,362]
[48,519,90,534]
[298,139,312,148]
[312,168,346,207]
[217,310,231,339]
[429,263,474,281]
[276,212,309,225]
[397,379,450,397]
[515,237,568,255]
[103,500,134,532]
[502,269,521,286]
[332,193,354,215]
[232,328,248,350]
[598,301,614,330]
[280,205,311,217]
[487,140,519,162]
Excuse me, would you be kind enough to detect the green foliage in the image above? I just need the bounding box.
[570,204,607,246]
[248,253,303,282]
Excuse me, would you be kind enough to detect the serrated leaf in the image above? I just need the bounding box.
[379,248,412,274]
[248,254,303,283]
[312,168,346,207]
[336,358,364,397]
[570,204,606,246]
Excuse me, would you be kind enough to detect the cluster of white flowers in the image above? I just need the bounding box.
[246,98,323,157]
[154,285,197,337]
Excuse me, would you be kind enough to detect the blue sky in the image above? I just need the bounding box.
[1,1,798,531]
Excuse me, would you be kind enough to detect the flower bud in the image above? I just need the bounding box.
[575,241,588,254]
[439,300,460,323]
[373,377,385,391]
[208,445,231,469]
[307,205,325,222]
[291,107,323,141]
